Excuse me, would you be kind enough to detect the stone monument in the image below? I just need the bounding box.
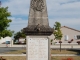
[23,0,53,60]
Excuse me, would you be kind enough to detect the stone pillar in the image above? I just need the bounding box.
[28,0,49,26]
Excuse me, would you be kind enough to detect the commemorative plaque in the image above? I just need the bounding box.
[27,37,49,60]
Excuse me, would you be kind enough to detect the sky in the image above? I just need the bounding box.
[1,0,80,32]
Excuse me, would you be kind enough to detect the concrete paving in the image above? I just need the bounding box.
[0,54,26,56]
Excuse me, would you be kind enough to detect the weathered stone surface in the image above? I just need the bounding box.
[28,0,49,26]
[23,0,53,35]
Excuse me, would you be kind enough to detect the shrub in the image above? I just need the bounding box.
[51,39,53,45]
[71,39,73,41]
[59,41,62,43]
[77,41,80,43]
[0,56,6,60]
[77,41,80,45]
[68,41,71,44]
[67,57,73,60]
[51,39,53,42]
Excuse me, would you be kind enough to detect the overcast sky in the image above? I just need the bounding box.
[1,0,80,32]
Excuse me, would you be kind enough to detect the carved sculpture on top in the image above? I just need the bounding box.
[31,0,44,12]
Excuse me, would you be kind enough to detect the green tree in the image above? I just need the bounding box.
[0,7,13,38]
[1,30,14,37]
[14,30,26,41]
[54,21,63,52]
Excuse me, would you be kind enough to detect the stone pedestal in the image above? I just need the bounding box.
[26,36,51,60]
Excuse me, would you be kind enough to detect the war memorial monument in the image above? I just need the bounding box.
[23,0,53,60]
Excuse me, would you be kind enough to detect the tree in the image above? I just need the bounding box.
[53,21,63,52]
[0,7,13,38]
[51,39,53,45]
[1,30,14,37]
[14,30,26,41]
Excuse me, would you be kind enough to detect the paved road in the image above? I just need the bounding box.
[0,47,25,54]
[0,47,80,54]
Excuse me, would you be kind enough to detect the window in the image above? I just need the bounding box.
[74,35,77,40]
[77,35,80,39]
[64,35,69,41]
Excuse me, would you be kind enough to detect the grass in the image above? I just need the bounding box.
[0,56,26,60]
[4,49,26,54]
[51,56,80,60]
[4,49,80,55]
[1,56,80,60]
[51,49,80,54]
[3,49,80,60]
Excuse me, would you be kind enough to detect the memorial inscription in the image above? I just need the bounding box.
[27,38,48,60]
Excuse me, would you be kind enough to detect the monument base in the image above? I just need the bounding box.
[26,36,51,60]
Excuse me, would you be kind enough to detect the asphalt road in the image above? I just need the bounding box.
[0,47,24,54]
[0,47,80,54]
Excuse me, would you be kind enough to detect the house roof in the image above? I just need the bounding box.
[61,26,80,32]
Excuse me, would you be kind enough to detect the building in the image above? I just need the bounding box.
[49,26,80,44]
[0,36,12,44]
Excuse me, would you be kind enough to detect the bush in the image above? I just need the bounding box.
[77,41,80,43]
[59,41,62,43]
[77,41,80,45]
[51,39,53,42]
[67,57,73,60]
[68,41,71,43]
[0,57,6,60]
[71,39,73,41]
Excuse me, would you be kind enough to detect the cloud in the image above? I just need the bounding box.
[47,0,80,31]
[49,18,80,30]
[2,0,30,16]
[1,0,80,32]
[47,0,80,17]
[8,17,28,32]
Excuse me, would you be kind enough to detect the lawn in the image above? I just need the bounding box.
[4,49,80,55]
[51,49,80,54]
[1,56,80,60]
[0,56,26,60]
[4,49,26,54]
[51,56,80,60]
[3,49,80,60]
